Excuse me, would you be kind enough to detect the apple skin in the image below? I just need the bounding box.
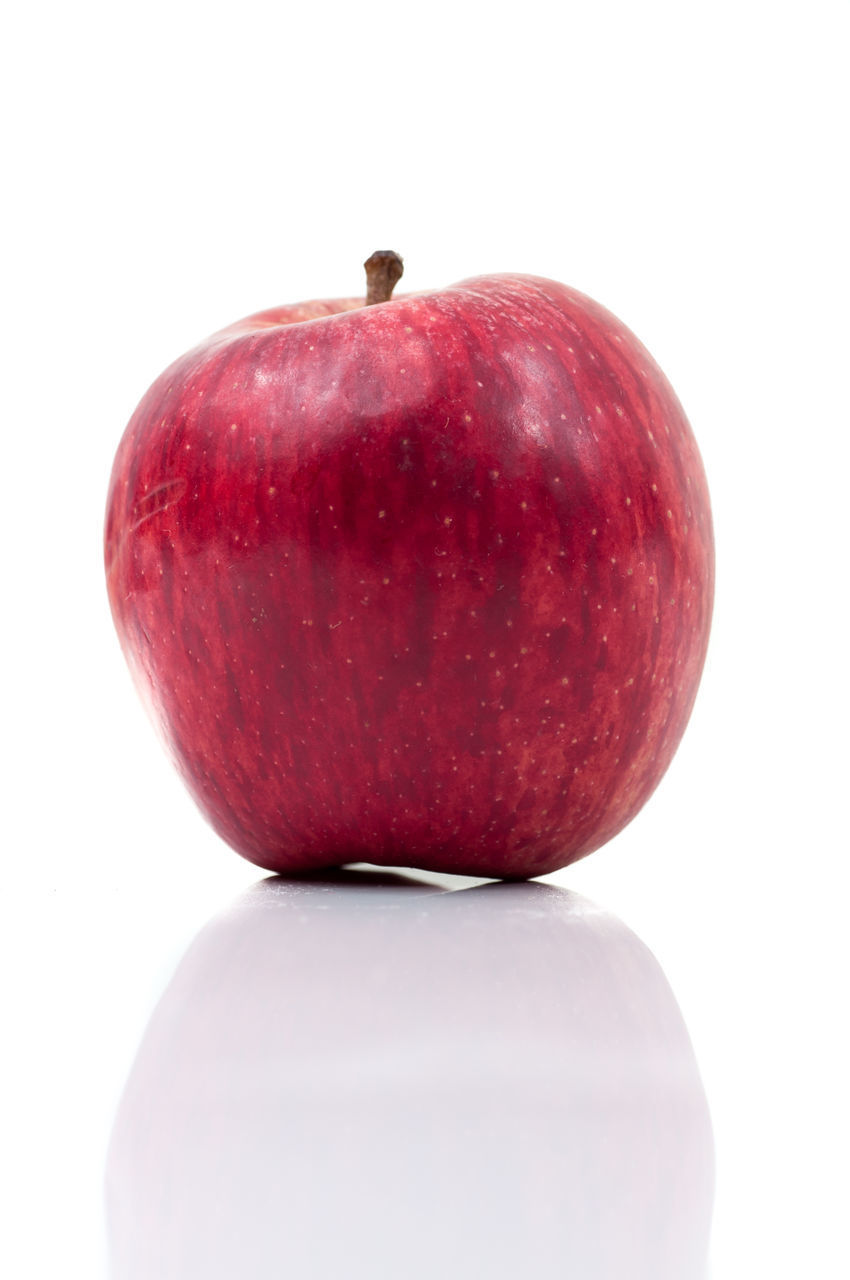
[105,272,713,879]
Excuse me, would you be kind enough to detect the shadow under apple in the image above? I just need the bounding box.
[105,870,714,1279]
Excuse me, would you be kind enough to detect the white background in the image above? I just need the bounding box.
[2,1,848,1275]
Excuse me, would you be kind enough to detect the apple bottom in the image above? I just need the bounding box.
[161,686,691,885]
[183,776,668,882]
[136,557,700,881]
[191,798,670,882]
[124,496,705,881]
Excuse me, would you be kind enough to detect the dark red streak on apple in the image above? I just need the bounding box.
[105,273,713,878]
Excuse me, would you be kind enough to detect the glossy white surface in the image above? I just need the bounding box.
[105,874,713,1279]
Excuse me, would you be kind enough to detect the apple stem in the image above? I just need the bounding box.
[364,250,404,305]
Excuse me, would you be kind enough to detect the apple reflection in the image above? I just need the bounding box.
[105,872,713,1278]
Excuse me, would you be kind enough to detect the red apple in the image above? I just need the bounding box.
[105,252,713,879]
